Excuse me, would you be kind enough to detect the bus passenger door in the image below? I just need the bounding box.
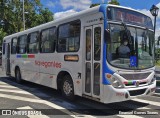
[5,43,11,75]
[83,24,102,98]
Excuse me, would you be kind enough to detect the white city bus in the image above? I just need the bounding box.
[2,4,156,103]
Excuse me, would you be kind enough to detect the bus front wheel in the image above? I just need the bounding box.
[15,68,23,84]
[61,75,75,100]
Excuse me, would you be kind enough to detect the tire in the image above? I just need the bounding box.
[15,68,23,84]
[61,75,75,100]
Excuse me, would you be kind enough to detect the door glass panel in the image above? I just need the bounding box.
[3,43,5,55]
[94,27,101,61]
[86,29,91,61]
[6,44,10,58]
[6,43,10,74]
[93,63,100,95]
[85,62,91,93]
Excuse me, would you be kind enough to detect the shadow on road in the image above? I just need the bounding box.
[0,76,150,116]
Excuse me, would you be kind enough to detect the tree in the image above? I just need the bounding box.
[108,0,120,5]
[90,0,120,8]
[0,28,6,45]
[90,3,100,8]
[0,0,53,44]
[26,8,53,28]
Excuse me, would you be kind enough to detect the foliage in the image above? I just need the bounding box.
[0,0,53,45]
[0,28,6,45]
[90,3,100,8]
[108,0,120,5]
[90,0,120,8]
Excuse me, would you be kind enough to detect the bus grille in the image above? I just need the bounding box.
[129,89,146,96]
[120,72,151,80]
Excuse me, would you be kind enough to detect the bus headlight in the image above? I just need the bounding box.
[105,73,123,88]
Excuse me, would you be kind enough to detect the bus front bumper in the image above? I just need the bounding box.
[102,80,156,103]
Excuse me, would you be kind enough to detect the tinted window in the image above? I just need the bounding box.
[85,62,91,93]
[28,32,39,53]
[17,35,27,54]
[41,27,56,53]
[86,29,91,61]
[94,27,101,61]
[11,37,17,54]
[107,24,154,69]
[2,43,5,55]
[57,20,81,52]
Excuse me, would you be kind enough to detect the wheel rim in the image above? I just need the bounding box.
[63,80,73,95]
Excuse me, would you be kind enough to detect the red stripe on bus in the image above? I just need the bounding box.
[28,55,35,58]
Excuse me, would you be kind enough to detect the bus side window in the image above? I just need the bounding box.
[11,37,17,54]
[28,32,39,54]
[57,20,81,52]
[17,35,27,54]
[40,27,56,53]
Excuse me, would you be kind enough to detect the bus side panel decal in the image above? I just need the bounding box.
[22,54,28,58]
[17,55,22,58]
[28,55,35,58]
[16,54,35,58]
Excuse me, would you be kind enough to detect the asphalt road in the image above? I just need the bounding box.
[0,69,159,118]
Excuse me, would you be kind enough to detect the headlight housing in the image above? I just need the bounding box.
[105,73,124,88]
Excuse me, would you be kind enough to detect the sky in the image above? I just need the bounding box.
[40,0,160,37]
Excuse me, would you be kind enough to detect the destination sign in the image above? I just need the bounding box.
[107,7,153,29]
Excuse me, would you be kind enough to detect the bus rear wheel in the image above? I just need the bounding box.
[61,75,75,100]
[15,68,23,84]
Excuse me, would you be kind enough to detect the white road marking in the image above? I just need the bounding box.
[75,115,97,118]
[0,93,96,118]
[0,89,33,95]
[0,93,76,117]
[137,107,150,109]
[0,85,18,88]
[133,98,160,107]
[0,81,8,84]
[17,106,49,118]
[117,115,143,118]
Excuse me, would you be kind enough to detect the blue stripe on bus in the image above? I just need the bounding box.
[16,55,21,58]
[99,4,114,85]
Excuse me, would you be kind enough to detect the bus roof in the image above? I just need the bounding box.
[3,4,151,40]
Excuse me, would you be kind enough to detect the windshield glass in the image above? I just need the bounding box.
[107,23,154,69]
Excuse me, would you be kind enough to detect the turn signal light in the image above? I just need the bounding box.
[106,73,112,79]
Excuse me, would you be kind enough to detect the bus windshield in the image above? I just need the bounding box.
[107,24,154,69]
